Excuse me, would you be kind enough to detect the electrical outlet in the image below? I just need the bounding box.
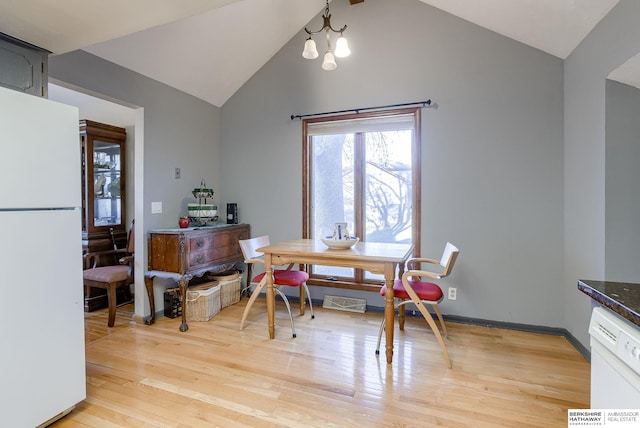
[175,167,181,179]
[448,287,457,300]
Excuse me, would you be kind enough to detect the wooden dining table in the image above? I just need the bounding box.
[257,238,414,364]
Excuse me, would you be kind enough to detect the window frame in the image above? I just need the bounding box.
[302,107,422,291]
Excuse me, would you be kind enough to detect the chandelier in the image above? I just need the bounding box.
[302,0,351,71]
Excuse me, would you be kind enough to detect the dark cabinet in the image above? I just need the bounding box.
[0,33,48,97]
[80,120,127,254]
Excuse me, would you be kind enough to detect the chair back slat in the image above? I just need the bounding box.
[440,242,459,277]
[239,235,270,261]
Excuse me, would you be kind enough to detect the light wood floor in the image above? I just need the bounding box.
[54,297,590,427]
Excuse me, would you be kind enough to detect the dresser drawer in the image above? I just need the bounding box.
[187,229,246,252]
[187,245,240,270]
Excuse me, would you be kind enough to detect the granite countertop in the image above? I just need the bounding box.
[578,279,640,327]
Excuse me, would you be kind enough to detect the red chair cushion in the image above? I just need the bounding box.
[253,269,309,287]
[380,279,443,301]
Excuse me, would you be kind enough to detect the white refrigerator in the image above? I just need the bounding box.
[0,86,86,426]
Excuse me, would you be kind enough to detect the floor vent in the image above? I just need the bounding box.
[322,295,367,313]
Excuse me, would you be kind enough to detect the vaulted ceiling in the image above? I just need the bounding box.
[0,0,626,107]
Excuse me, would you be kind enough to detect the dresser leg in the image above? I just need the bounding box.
[144,275,156,325]
[179,278,189,332]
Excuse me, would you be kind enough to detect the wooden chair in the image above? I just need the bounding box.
[376,242,459,368]
[83,220,135,327]
[239,235,314,338]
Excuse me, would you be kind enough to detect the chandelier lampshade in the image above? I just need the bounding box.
[322,51,337,70]
[334,34,350,58]
[303,37,319,59]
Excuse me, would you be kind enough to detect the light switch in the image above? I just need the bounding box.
[175,167,181,179]
[151,201,163,213]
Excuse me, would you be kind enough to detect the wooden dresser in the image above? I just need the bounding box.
[144,223,249,331]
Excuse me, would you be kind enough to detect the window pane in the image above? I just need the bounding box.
[93,141,122,227]
[311,134,354,277]
[364,130,413,280]
[364,130,413,244]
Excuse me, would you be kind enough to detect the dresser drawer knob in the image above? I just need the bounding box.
[196,254,205,264]
[195,239,204,247]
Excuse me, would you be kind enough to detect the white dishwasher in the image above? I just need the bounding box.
[589,306,640,408]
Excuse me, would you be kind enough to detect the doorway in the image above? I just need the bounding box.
[48,82,145,320]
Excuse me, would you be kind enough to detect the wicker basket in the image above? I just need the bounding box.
[210,271,241,308]
[185,282,221,321]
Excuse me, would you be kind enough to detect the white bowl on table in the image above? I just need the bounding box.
[321,237,359,249]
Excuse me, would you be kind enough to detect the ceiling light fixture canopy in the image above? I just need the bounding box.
[302,0,351,70]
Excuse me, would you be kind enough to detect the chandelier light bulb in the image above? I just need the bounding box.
[322,51,337,71]
[335,35,351,58]
[302,37,319,59]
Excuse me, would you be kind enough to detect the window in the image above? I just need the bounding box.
[303,108,421,290]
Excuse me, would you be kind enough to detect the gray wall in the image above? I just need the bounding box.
[46,0,640,349]
[564,0,640,347]
[605,80,640,282]
[220,0,565,326]
[49,51,222,317]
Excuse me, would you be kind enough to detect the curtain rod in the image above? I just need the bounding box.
[290,99,432,120]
